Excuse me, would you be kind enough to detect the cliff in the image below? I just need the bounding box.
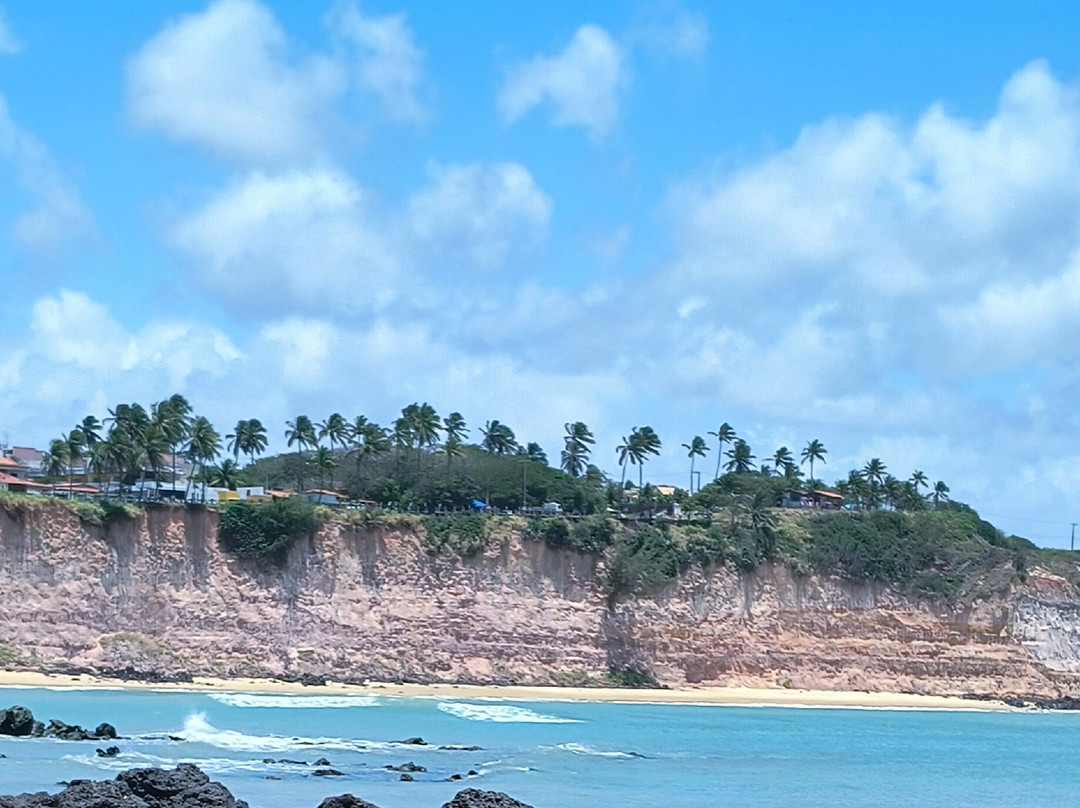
[1,503,1078,697]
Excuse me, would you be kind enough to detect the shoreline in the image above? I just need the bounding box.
[0,670,1012,711]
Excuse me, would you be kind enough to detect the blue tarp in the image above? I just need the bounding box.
[471,499,486,509]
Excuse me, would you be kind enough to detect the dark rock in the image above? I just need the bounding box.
[95,747,120,758]
[313,769,345,777]
[298,674,327,687]
[0,706,37,737]
[277,759,307,766]
[264,776,281,781]
[438,745,483,751]
[316,797,382,808]
[398,774,414,782]
[43,720,94,741]
[441,789,534,808]
[313,758,331,766]
[94,723,117,740]
[447,774,463,781]
[396,737,427,745]
[262,758,275,764]
[384,762,425,773]
[0,763,248,808]
[97,667,194,684]
[467,771,478,777]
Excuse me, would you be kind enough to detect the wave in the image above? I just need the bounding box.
[437,702,581,724]
[63,751,285,776]
[207,693,379,709]
[177,713,401,753]
[549,742,643,759]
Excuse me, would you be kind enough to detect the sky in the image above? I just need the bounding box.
[3,1,1080,545]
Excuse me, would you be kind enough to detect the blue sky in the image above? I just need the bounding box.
[3,0,1080,544]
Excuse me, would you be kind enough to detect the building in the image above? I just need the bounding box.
[0,472,49,494]
[780,489,845,509]
[304,489,344,506]
[5,447,43,476]
[0,456,28,480]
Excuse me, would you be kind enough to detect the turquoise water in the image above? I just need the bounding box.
[0,687,1078,807]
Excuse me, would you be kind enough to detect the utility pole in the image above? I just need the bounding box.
[1072,523,1076,552]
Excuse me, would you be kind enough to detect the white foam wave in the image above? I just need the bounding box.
[437,702,581,723]
[63,752,281,776]
[207,693,379,709]
[550,742,641,759]
[178,713,408,753]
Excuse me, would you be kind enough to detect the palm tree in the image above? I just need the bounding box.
[318,413,350,458]
[87,440,110,490]
[800,440,827,487]
[309,447,337,492]
[481,420,517,455]
[931,480,950,507]
[285,415,316,490]
[627,426,661,488]
[63,429,86,491]
[78,415,103,446]
[441,434,466,477]
[186,416,222,501]
[154,396,192,492]
[862,458,887,507]
[708,423,736,480]
[209,459,242,490]
[910,470,929,495]
[682,436,709,492]
[616,436,633,488]
[561,422,595,478]
[724,439,756,473]
[44,439,69,495]
[228,419,268,468]
[349,419,389,486]
[413,403,441,455]
[772,446,795,477]
[443,412,468,443]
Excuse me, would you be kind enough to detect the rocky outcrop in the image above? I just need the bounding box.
[0,765,533,808]
[0,706,117,741]
[0,504,1078,697]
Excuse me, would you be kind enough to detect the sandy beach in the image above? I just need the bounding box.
[0,670,1010,710]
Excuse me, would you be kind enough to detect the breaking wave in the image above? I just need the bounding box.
[437,702,581,723]
[549,742,644,759]
[207,693,380,709]
[178,713,397,753]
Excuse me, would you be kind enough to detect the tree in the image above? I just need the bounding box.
[63,429,86,492]
[440,434,466,477]
[285,416,316,491]
[724,439,756,473]
[801,440,827,487]
[209,459,242,490]
[153,396,192,492]
[87,441,110,490]
[443,412,468,443]
[682,436,709,492]
[708,423,736,480]
[520,442,548,464]
[910,470,929,495]
[228,419,268,468]
[772,446,795,478]
[78,415,103,446]
[318,413,350,458]
[627,426,661,488]
[186,416,222,501]
[481,420,517,455]
[616,436,633,488]
[932,480,950,507]
[43,439,69,495]
[863,458,887,507]
[413,403,441,454]
[349,419,390,485]
[561,421,595,478]
[309,447,337,492]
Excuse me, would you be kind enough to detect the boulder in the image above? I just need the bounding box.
[384,762,425,773]
[43,720,94,741]
[316,797,382,808]
[396,737,427,745]
[94,723,117,740]
[313,769,345,777]
[95,747,120,758]
[399,774,414,782]
[0,763,248,808]
[0,707,36,737]
[441,789,535,808]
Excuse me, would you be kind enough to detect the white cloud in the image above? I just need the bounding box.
[498,24,626,139]
[328,2,429,124]
[0,7,21,55]
[170,169,400,315]
[629,4,709,59]
[408,161,552,271]
[0,94,94,255]
[127,0,431,163]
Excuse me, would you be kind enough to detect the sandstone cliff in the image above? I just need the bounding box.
[1,504,1078,697]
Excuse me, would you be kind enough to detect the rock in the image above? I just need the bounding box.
[313,768,345,777]
[447,774,463,781]
[439,745,483,751]
[43,720,95,741]
[441,789,534,808]
[316,797,382,808]
[277,759,307,766]
[95,746,120,758]
[264,776,281,781]
[262,758,275,764]
[0,707,37,737]
[94,723,117,739]
[384,762,425,773]
[313,758,331,766]
[0,763,249,808]
[396,737,427,745]
[398,774,414,782]
[298,673,326,687]
[467,771,478,777]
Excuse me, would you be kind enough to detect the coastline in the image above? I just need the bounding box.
[0,670,1011,711]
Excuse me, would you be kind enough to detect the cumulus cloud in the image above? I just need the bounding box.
[126,0,430,163]
[407,161,552,271]
[0,95,94,255]
[498,24,626,139]
[170,169,400,316]
[0,7,21,55]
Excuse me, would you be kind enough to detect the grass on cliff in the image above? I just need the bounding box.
[0,491,143,525]
[217,497,320,562]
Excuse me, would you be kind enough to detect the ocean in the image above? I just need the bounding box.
[0,687,1077,807]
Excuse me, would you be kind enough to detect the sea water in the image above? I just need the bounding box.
[0,687,1078,807]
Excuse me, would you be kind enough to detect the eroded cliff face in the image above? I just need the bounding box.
[0,505,1078,697]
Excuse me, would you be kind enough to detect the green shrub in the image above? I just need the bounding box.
[421,513,488,557]
[218,497,317,561]
[604,664,659,688]
[604,525,681,601]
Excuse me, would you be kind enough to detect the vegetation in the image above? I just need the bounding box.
[217,497,319,561]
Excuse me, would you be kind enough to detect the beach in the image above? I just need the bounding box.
[0,669,1010,710]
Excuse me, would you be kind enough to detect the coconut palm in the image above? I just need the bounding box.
[772,447,795,477]
[443,412,468,443]
[616,436,633,488]
[413,403,441,453]
[63,429,86,491]
[349,419,390,484]
[519,442,548,464]
[561,422,595,478]
[285,415,316,490]
[931,480,950,507]
[800,440,827,486]
[227,419,268,468]
[481,420,517,455]
[910,470,929,494]
[440,434,466,478]
[708,423,737,480]
[626,426,661,488]
[154,396,192,491]
[186,416,222,501]
[682,436,709,492]
[78,415,103,446]
[209,459,242,490]
[43,439,69,495]
[309,447,337,492]
[318,413,350,458]
[724,439,756,473]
